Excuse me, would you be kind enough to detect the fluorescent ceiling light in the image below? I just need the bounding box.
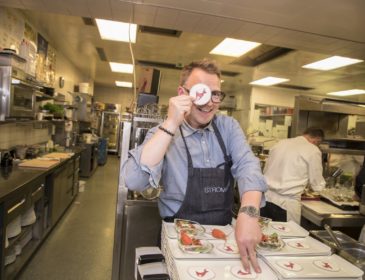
[302,56,363,71]
[210,38,261,57]
[95,19,137,43]
[109,62,134,73]
[115,81,133,88]
[250,76,289,86]
[327,89,365,96]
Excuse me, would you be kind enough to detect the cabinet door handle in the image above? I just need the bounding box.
[7,199,26,214]
[32,185,44,197]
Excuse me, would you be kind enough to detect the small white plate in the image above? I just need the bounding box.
[271,223,291,232]
[188,266,215,280]
[268,221,309,238]
[174,258,278,280]
[276,260,303,272]
[287,240,310,250]
[216,241,239,254]
[230,265,257,279]
[313,260,340,272]
[189,83,211,106]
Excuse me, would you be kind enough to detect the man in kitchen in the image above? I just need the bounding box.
[260,127,326,224]
[122,59,267,273]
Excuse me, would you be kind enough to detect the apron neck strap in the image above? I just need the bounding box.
[211,120,231,164]
[179,126,193,168]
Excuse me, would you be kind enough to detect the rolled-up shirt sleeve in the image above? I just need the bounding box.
[121,127,164,191]
[227,119,268,200]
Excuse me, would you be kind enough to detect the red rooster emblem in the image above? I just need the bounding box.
[195,268,209,277]
[196,89,206,100]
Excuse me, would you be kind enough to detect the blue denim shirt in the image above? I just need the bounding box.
[122,114,267,218]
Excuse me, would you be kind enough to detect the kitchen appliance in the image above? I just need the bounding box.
[1,151,13,167]
[100,111,121,153]
[360,185,365,215]
[112,110,163,280]
[0,66,42,120]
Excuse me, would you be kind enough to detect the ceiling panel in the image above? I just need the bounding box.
[0,2,364,101]
[87,0,112,19]
[60,0,91,17]
[109,0,133,22]
[133,5,157,26]
[154,7,179,29]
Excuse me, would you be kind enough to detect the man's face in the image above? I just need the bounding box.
[180,68,221,128]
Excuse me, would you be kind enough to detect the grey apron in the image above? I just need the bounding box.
[173,120,234,225]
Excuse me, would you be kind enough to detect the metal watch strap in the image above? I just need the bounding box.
[238,205,260,218]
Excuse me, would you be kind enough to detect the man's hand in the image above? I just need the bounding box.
[235,213,262,273]
[166,95,194,129]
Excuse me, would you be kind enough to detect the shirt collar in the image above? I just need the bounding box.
[181,119,214,137]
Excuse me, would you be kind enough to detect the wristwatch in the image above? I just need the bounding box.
[238,206,260,218]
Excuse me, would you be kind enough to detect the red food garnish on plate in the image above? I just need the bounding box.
[180,231,193,245]
[212,228,226,240]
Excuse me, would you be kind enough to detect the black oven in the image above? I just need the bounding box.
[0,66,41,120]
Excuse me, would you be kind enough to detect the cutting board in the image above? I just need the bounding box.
[43,152,73,159]
[18,159,60,169]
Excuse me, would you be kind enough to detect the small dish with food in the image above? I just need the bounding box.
[257,232,285,251]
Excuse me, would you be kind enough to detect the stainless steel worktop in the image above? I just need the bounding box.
[302,200,365,227]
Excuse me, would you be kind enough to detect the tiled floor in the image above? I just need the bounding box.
[18,156,120,280]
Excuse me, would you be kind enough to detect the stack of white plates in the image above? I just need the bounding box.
[4,248,16,266]
[6,216,21,238]
[21,205,36,226]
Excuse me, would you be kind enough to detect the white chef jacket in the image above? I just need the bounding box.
[263,136,326,223]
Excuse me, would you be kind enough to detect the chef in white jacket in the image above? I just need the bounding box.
[261,127,326,224]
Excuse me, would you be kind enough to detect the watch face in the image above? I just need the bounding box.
[240,206,259,217]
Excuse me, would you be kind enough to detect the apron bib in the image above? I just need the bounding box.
[173,120,234,225]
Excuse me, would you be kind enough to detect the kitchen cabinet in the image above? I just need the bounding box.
[80,143,98,177]
[2,176,45,280]
[0,154,80,279]
[50,162,74,224]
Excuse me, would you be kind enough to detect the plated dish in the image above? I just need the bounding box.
[178,230,213,254]
[174,218,205,235]
[257,232,285,251]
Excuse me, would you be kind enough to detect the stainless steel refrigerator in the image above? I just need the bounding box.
[100,111,121,153]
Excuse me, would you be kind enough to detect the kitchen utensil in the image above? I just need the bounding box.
[331,167,343,178]
[1,151,13,167]
[324,224,342,249]
[18,158,59,169]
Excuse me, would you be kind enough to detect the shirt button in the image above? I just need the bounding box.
[206,159,210,162]
[202,140,205,144]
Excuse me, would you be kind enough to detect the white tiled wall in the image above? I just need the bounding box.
[0,123,50,149]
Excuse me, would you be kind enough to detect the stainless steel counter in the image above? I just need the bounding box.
[302,200,365,227]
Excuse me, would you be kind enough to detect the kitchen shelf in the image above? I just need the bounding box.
[260,114,292,117]
[35,92,54,101]
[4,239,40,280]
[5,224,33,254]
